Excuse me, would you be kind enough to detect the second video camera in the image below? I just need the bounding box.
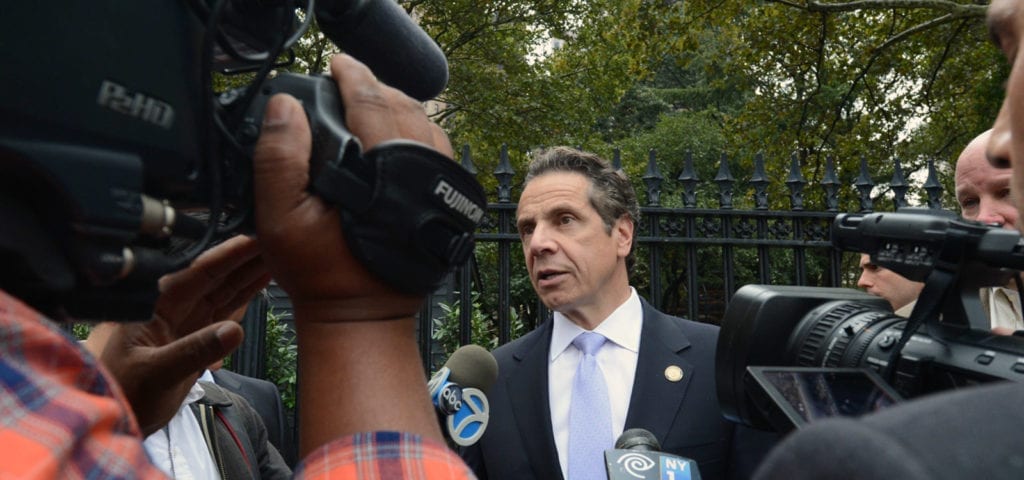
[717,210,1024,433]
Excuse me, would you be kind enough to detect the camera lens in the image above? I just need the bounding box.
[716,285,895,429]
[787,300,906,372]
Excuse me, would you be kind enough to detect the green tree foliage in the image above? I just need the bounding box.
[245,1,998,211]
[412,0,686,172]
[679,0,1003,210]
[235,1,1001,336]
[596,33,754,210]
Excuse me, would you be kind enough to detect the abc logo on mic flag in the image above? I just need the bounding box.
[446,387,489,446]
[605,450,699,480]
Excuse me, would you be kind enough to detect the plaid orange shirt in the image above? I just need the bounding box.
[298,432,476,480]
[0,290,474,479]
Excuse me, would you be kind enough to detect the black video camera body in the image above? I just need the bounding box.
[0,0,483,320]
[717,210,1024,433]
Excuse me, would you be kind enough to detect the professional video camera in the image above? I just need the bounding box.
[716,209,1024,433]
[0,1,484,320]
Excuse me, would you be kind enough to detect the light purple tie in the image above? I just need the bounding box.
[568,331,612,480]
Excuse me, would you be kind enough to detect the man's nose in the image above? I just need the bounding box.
[527,224,556,256]
[857,273,870,289]
[976,201,1007,227]
[988,104,1013,170]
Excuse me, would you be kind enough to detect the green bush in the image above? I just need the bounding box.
[71,323,92,340]
[432,291,524,358]
[264,308,298,410]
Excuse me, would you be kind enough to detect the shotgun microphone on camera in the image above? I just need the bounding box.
[315,0,449,100]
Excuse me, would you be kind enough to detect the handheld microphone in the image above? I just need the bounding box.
[315,0,449,100]
[427,344,498,446]
[605,428,702,480]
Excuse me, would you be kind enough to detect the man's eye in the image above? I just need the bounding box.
[559,216,574,225]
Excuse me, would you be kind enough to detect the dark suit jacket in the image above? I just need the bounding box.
[192,381,291,480]
[461,297,774,480]
[212,369,295,467]
[753,381,1024,480]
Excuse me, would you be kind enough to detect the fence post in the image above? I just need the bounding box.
[787,152,808,285]
[924,159,944,210]
[494,145,515,344]
[856,156,875,212]
[891,158,909,209]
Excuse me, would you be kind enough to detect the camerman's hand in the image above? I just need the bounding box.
[252,53,451,321]
[251,53,448,454]
[85,235,270,435]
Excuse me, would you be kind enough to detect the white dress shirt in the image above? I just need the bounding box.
[982,286,1024,331]
[549,287,642,479]
[143,380,220,479]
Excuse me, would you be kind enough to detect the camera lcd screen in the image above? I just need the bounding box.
[745,366,902,430]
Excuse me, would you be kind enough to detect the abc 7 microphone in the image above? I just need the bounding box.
[605,428,702,480]
[427,344,498,447]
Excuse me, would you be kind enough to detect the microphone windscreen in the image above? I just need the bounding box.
[615,428,662,451]
[445,344,498,393]
[315,0,449,100]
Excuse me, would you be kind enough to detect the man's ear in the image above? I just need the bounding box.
[614,215,634,258]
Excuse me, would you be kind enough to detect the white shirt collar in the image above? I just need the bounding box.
[184,379,206,405]
[550,287,642,362]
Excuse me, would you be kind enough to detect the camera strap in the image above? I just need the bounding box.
[881,263,955,387]
[311,140,486,294]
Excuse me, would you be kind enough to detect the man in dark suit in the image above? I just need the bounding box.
[210,367,295,467]
[461,147,773,480]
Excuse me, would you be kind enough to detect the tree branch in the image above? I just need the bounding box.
[815,13,960,153]
[874,13,958,53]
[923,18,969,105]
[767,0,986,17]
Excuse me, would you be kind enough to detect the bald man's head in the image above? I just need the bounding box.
[956,129,1018,230]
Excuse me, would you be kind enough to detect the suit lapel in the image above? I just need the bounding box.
[211,370,242,392]
[624,299,694,445]
[506,321,564,479]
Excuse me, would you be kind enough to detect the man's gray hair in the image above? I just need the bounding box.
[524,146,641,270]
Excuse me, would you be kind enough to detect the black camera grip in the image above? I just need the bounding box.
[240,73,485,294]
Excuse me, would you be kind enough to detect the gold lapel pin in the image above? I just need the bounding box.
[664,365,684,382]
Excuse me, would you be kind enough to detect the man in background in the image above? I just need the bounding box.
[212,299,295,466]
[857,253,924,317]
[955,129,1024,333]
[209,361,294,467]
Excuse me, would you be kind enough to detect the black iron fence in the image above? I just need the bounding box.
[418,147,949,370]
[246,147,951,372]
[224,145,951,455]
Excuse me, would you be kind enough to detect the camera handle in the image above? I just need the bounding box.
[881,229,988,388]
[881,267,951,390]
[238,73,485,294]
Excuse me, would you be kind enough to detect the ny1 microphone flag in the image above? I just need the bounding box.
[605,449,700,480]
[606,428,701,480]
